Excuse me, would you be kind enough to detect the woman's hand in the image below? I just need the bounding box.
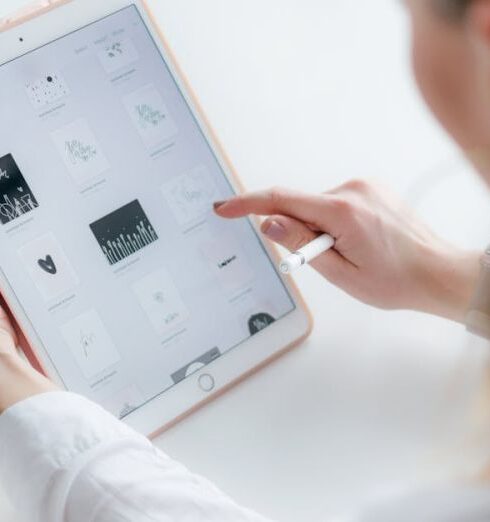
[0,302,56,413]
[215,179,481,322]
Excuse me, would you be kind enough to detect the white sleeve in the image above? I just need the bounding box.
[0,391,273,522]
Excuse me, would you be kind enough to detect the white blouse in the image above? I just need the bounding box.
[0,391,489,522]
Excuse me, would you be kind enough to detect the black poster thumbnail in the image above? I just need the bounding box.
[0,154,39,225]
[248,313,276,335]
[90,200,158,265]
[171,347,221,385]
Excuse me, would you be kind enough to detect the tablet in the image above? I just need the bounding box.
[0,0,312,436]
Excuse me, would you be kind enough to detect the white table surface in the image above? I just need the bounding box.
[2,1,490,521]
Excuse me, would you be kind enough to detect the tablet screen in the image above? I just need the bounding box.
[0,5,295,417]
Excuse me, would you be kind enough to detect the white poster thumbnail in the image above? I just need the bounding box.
[123,84,178,149]
[19,233,79,301]
[161,165,219,225]
[60,309,120,380]
[200,237,255,293]
[51,118,110,185]
[25,72,70,110]
[132,267,189,336]
[97,38,139,74]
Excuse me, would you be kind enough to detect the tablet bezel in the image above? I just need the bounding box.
[0,0,313,436]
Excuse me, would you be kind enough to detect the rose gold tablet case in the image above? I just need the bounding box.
[0,0,70,31]
[0,0,313,437]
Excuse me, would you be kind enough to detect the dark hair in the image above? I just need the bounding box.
[436,0,471,20]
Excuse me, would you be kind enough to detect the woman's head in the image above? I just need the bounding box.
[406,0,490,178]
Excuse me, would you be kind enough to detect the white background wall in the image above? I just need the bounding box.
[1,1,490,521]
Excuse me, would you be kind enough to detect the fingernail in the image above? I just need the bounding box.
[263,220,287,241]
[213,200,228,211]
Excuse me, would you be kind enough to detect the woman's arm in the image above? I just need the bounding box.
[0,309,270,522]
[0,390,271,522]
[215,179,481,323]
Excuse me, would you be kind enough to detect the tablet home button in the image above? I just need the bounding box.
[198,373,215,392]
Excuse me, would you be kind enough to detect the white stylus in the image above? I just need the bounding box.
[279,234,335,274]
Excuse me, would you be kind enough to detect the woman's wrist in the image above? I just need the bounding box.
[416,241,481,323]
[0,354,57,414]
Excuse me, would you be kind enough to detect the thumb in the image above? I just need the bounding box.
[261,215,317,252]
[261,215,354,285]
[0,306,17,356]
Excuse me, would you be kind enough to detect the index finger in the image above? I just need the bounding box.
[214,188,331,230]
